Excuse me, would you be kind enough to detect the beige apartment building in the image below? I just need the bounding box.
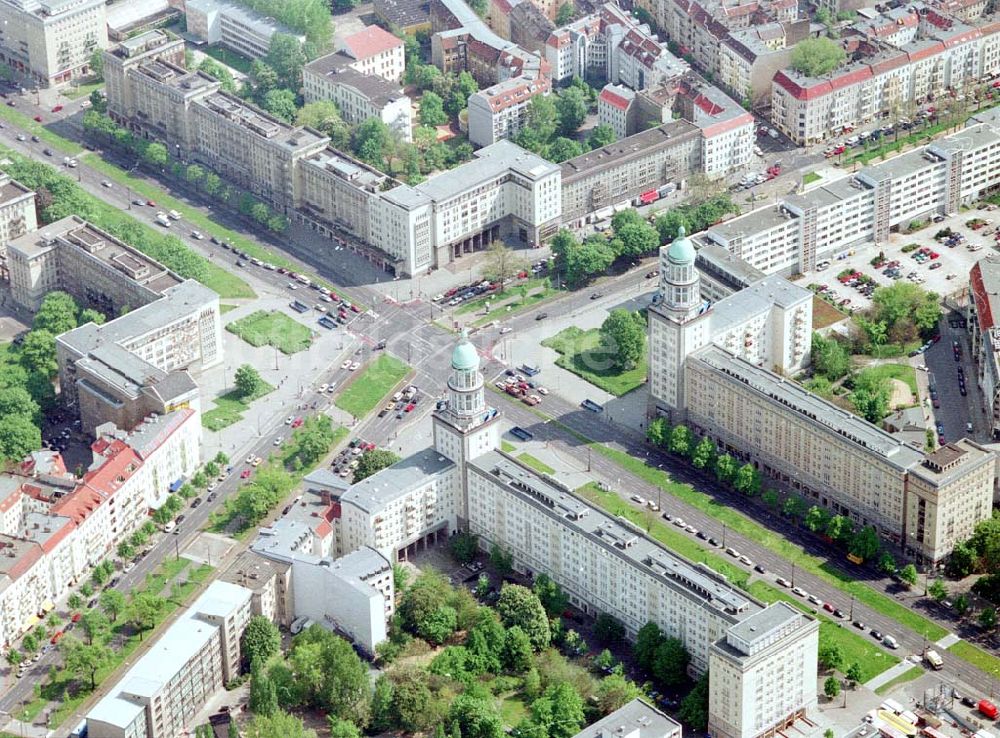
[0,0,107,87]
[336,25,406,83]
[86,581,252,738]
[0,173,38,279]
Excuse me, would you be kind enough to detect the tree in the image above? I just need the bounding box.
[850,368,892,423]
[482,241,528,293]
[811,333,851,381]
[514,95,559,153]
[353,118,392,166]
[503,625,534,673]
[79,308,106,325]
[899,563,918,586]
[556,2,575,23]
[242,616,281,669]
[61,636,113,690]
[533,574,568,617]
[646,417,669,448]
[818,642,843,671]
[652,637,690,687]
[34,291,77,335]
[20,329,58,377]
[947,541,977,578]
[129,592,165,640]
[80,610,111,645]
[244,710,318,738]
[448,693,504,738]
[249,658,278,716]
[596,673,642,714]
[928,578,949,602]
[89,48,104,79]
[611,220,659,259]
[783,495,806,521]
[496,583,550,650]
[556,87,589,136]
[0,387,39,424]
[594,612,625,645]
[546,137,584,163]
[846,662,863,686]
[490,545,513,576]
[678,674,709,731]
[850,526,880,561]
[826,515,854,545]
[979,606,997,630]
[267,33,307,89]
[804,506,830,533]
[234,364,265,399]
[526,682,585,738]
[733,463,761,496]
[634,621,663,672]
[420,91,449,126]
[877,552,897,575]
[143,142,168,169]
[0,415,41,462]
[714,453,738,484]
[790,37,846,77]
[418,605,458,645]
[588,124,616,149]
[599,309,646,371]
[691,437,716,469]
[824,676,841,700]
[288,626,370,721]
[954,594,970,617]
[354,449,401,482]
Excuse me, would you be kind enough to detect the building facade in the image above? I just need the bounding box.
[336,25,406,83]
[467,75,551,147]
[0,173,38,280]
[968,255,1000,439]
[0,0,107,87]
[185,0,304,60]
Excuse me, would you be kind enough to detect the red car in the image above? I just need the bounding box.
[146,199,156,207]
[405,403,416,413]
[240,469,252,479]
[50,630,64,645]
[328,291,340,302]
[350,304,361,313]
[33,115,42,122]
[291,417,303,428]
[51,105,62,113]
[71,612,81,623]
[823,602,835,613]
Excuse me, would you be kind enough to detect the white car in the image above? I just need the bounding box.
[273,437,283,446]
[738,555,753,566]
[349,362,360,371]
[685,524,697,534]
[246,454,256,464]
[123,562,135,573]
[285,416,294,425]
[672,518,685,527]
[537,387,549,395]
[341,360,352,370]
[776,577,792,588]
[191,230,204,239]
[319,383,329,393]
[808,594,824,606]
[251,456,262,467]
[726,547,740,557]
[101,180,113,188]
[792,586,807,597]
[207,482,217,492]
[630,494,646,505]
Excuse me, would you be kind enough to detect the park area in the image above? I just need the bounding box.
[542,325,647,396]
[202,382,273,431]
[334,355,410,419]
[226,310,313,354]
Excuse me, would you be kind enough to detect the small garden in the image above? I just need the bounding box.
[541,310,647,396]
[227,310,314,354]
[334,355,410,419]
[202,364,274,431]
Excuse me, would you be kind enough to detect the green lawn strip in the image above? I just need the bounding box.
[874,667,924,696]
[457,278,549,315]
[202,382,274,432]
[0,105,82,155]
[335,355,411,419]
[575,482,749,589]
[62,81,103,99]
[199,45,254,74]
[845,120,954,166]
[500,693,528,727]
[947,640,1000,675]
[471,286,559,327]
[517,453,555,475]
[803,172,822,185]
[82,155,344,296]
[585,441,948,642]
[226,310,313,354]
[861,363,918,396]
[501,440,516,453]
[542,326,647,396]
[220,303,238,314]
[748,581,898,682]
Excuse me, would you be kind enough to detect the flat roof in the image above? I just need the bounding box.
[691,344,926,468]
[469,452,759,619]
[561,119,699,181]
[572,698,680,738]
[304,146,393,190]
[87,581,251,729]
[909,438,993,486]
[707,205,796,242]
[195,92,326,150]
[709,274,811,334]
[340,447,455,514]
[694,240,766,288]
[727,600,804,647]
[304,52,408,105]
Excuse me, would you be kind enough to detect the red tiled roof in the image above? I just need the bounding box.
[40,520,75,554]
[869,53,908,75]
[0,537,42,581]
[907,41,946,62]
[599,87,632,111]
[701,111,754,138]
[828,66,872,91]
[971,262,994,330]
[0,487,21,514]
[51,486,104,525]
[341,25,403,61]
[314,520,333,539]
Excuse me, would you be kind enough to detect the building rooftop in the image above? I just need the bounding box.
[561,119,700,182]
[706,204,795,243]
[691,344,926,468]
[87,581,251,729]
[338,24,403,60]
[474,75,549,113]
[694,240,766,290]
[185,0,305,42]
[373,0,430,29]
[195,92,326,150]
[599,83,636,112]
[908,438,994,486]
[710,274,811,333]
[303,146,394,193]
[322,546,391,594]
[221,549,289,591]
[571,698,680,738]
[0,173,34,204]
[304,52,409,106]
[470,452,760,619]
[971,254,1000,331]
[340,447,455,514]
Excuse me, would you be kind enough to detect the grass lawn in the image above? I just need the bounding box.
[813,296,846,329]
[500,693,528,727]
[875,667,923,696]
[947,640,1000,676]
[575,482,750,589]
[62,80,103,99]
[457,278,548,315]
[803,172,822,185]
[226,310,313,354]
[542,326,647,396]
[0,105,82,155]
[748,581,898,682]
[518,453,555,474]
[501,440,516,453]
[219,303,238,314]
[335,355,410,419]
[200,45,254,74]
[202,383,274,431]
[861,363,918,395]
[471,285,559,327]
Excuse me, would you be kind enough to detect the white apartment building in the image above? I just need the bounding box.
[86,581,252,738]
[574,699,681,738]
[468,75,551,148]
[302,53,413,142]
[598,83,637,140]
[0,0,107,87]
[185,0,304,60]
[336,25,406,83]
[0,173,38,279]
[675,78,755,177]
[0,408,200,648]
[371,140,562,275]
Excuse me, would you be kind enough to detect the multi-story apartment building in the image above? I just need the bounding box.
[468,74,551,147]
[185,0,304,61]
[86,581,252,738]
[648,228,996,562]
[302,52,413,142]
[336,25,406,83]
[969,255,1000,440]
[560,119,701,225]
[486,0,555,54]
[0,173,38,280]
[717,21,807,107]
[0,408,199,648]
[0,0,107,87]
[693,120,1000,276]
[371,139,562,274]
[598,84,637,139]
[674,76,754,176]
